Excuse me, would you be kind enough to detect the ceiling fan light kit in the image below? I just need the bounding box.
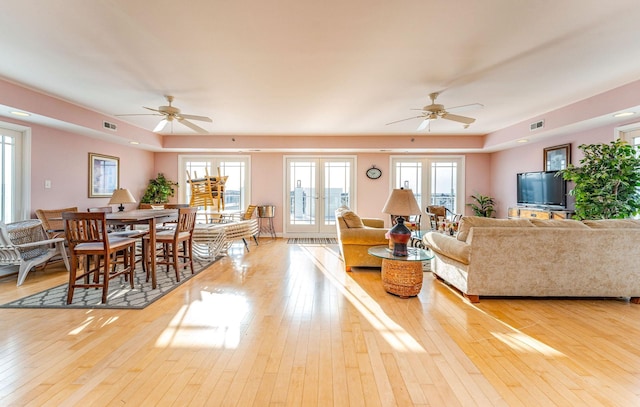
[118,95,213,134]
[386,92,482,131]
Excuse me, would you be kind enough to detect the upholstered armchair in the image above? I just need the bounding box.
[335,207,389,272]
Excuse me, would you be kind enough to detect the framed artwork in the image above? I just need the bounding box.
[544,144,570,171]
[89,153,119,198]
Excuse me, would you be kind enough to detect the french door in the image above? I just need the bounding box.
[284,156,355,236]
[178,155,251,212]
[390,156,465,228]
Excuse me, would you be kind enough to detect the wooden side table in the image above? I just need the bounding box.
[368,245,434,298]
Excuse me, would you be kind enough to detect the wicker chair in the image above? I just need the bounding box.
[0,219,70,286]
[35,207,79,239]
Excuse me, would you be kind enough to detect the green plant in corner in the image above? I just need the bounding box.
[557,139,640,220]
[140,173,178,204]
[467,194,496,217]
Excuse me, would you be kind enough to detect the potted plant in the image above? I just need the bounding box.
[467,193,496,217]
[140,173,178,206]
[558,139,640,220]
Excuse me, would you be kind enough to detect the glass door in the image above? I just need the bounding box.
[285,157,355,236]
[390,156,465,223]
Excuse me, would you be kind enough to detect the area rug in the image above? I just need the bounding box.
[287,238,337,244]
[0,257,218,310]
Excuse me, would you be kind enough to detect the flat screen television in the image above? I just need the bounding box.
[516,170,566,208]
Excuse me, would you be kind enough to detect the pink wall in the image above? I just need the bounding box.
[153,151,492,233]
[26,121,155,216]
[489,123,627,216]
[464,153,493,215]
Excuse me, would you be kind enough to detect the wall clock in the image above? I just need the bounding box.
[366,166,382,180]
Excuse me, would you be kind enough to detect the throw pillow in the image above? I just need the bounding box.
[456,216,533,242]
[342,210,365,228]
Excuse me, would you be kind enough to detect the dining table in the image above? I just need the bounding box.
[106,209,178,289]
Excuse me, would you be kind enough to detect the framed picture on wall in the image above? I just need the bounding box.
[543,144,570,171]
[89,153,119,197]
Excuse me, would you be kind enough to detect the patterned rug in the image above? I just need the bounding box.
[287,238,337,244]
[0,257,218,310]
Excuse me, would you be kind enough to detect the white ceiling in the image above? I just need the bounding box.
[1,0,640,138]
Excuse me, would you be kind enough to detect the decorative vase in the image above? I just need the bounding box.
[389,216,411,256]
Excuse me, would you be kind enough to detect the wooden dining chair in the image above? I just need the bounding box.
[143,207,197,282]
[62,211,138,304]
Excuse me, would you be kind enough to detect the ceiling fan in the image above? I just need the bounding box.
[117,95,213,134]
[386,92,483,131]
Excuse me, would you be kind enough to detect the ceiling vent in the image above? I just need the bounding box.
[530,120,544,131]
[103,121,117,131]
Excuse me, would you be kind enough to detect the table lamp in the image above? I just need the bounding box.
[108,188,137,212]
[382,188,422,256]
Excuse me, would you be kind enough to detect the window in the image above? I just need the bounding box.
[390,156,465,215]
[0,125,26,223]
[430,161,458,212]
[178,155,251,211]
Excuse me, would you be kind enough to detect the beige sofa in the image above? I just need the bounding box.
[335,207,389,271]
[423,216,640,303]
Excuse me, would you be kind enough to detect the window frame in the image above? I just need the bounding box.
[177,155,251,212]
[389,155,465,215]
[0,122,29,223]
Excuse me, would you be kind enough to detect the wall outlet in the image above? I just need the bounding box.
[45,180,51,189]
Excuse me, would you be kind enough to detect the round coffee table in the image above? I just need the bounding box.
[368,245,434,298]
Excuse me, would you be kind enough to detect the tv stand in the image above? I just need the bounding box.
[508,206,574,220]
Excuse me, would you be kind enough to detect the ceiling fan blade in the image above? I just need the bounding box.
[441,112,476,125]
[178,118,208,134]
[153,118,169,132]
[446,103,484,113]
[143,106,164,113]
[179,114,213,123]
[417,118,431,131]
[385,115,424,126]
[115,113,163,117]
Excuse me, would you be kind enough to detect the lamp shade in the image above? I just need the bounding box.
[108,188,136,211]
[381,188,422,216]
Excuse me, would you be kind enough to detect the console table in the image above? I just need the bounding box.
[368,245,434,298]
[508,206,574,220]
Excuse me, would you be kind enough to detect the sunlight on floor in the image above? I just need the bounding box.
[301,246,426,353]
[437,282,568,357]
[68,311,119,336]
[155,291,249,349]
[490,331,565,356]
[68,316,95,335]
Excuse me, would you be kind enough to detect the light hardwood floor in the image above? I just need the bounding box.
[1,238,640,406]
